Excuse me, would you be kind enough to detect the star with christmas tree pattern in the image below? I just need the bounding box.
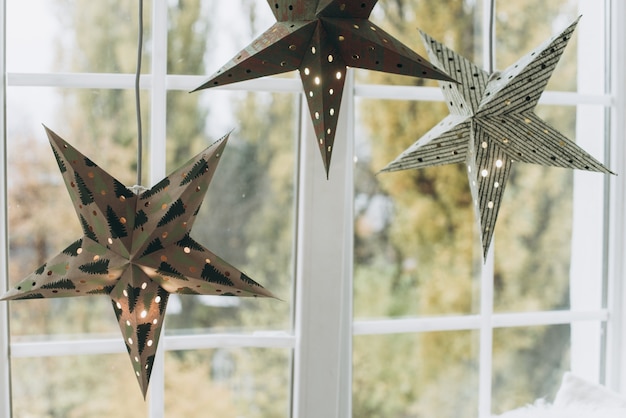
[1,127,275,397]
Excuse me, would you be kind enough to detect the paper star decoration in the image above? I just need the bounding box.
[382,18,613,258]
[192,0,454,177]
[1,127,275,397]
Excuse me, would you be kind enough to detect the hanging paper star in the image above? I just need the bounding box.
[382,17,613,258]
[192,0,454,177]
[1,127,275,397]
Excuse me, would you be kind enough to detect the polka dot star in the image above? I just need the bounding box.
[193,0,454,177]
[382,17,613,259]
[1,126,275,397]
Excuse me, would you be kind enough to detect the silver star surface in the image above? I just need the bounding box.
[383,18,612,258]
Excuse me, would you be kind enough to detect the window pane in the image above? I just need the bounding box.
[6,87,147,336]
[6,0,58,73]
[493,105,606,313]
[11,354,148,417]
[164,348,291,417]
[495,0,577,92]
[7,0,152,74]
[492,325,571,414]
[364,0,483,86]
[354,99,481,318]
[167,1,276,76]
[353,331,478,417]
[164,90,297,332]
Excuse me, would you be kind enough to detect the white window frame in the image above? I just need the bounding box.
[1,1,625,417]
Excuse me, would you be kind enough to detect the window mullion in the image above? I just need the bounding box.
[292,70,354,418]
[478,1,495,415]
[606,0,626,394]
[147,0,168,416]
[0,0,12,414]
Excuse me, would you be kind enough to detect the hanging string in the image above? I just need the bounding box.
[488,0,496,73]
[135,0,144,186]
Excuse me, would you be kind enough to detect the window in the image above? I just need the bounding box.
[1,0,625,417]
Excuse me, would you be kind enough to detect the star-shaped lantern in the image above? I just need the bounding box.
[383,18,613,258]
[192,0,454,177]
[1,127,275,396]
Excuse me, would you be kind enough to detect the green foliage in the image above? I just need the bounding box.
[139,238,164,257]
[136,323,152,354]
[180,158,209,186]
[74,171,94,206]
[156,287,169,315]
[114,179,135,198]
[62,239,83,256]
[79,214,99,242]
[201,264,235,287]
[106,206,129,238]
[175,233,205,252]
[157,199,186,227]
[86,284,116,295]
[78,259,110,275]
[141,178,170,200]
[157,262,185,280]
[41,279,77,290]
[133,209,148,230]
[52,146,67,173]
[126,285,138,314]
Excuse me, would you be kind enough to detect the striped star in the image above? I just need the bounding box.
[383,18,612,258]
[2,127,275,397]
[193,0,454,177]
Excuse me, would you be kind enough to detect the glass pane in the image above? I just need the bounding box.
[167,1,277,76]
[496,0,606,94]
[164,90,297,332]
[492,325,571,414]
[354,98,481,318]
[7,86,148,336]
[353,331,478,417]
[363,0,483,86]
[164,348,291,417]
[11,354,148,417]
[493,105,606,313]
[6,0,58,73]
[7,0,152,74]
